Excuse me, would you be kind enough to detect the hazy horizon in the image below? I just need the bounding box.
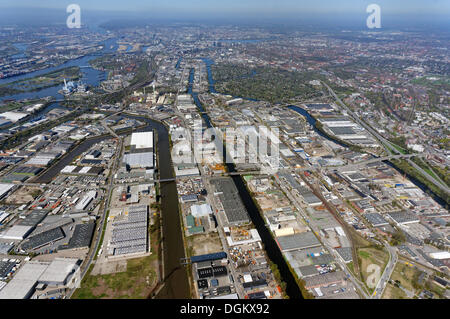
[0,1,449,31]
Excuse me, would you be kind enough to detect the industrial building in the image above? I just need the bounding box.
[19,210,49,228]
[176,94,197,112]
[59,222,95,250]
[75,191,97,211]
[0,261,48,299]
[0,183,16,200]
[21,227,65,251]
[1,225,33,240]
[190,204,213,218]
[0,258,80,299]
[364,213,389,227]
[0,111,28,122]
[130,131,154,150]
[123,152,154,169]
[38,258,80,286]
[303,271,347,290]
[210,178,250,225]
[335,247,353,263]
[276,232,321,252]
[387,211,420,225]
[110,205,149,256]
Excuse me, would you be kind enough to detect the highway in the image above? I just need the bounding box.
[321,81,398,155]
[322,81,449,196]
[406,158,450,193]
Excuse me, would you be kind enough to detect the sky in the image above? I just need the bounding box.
[1,0,449,14]
[0,0,449,28]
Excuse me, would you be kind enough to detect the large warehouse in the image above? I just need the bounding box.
[0,183,16,200]
[130,131,153,150]
[123,152,154,169]
[0,258,80,299]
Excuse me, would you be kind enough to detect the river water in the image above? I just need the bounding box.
[122,114,190,299]
[5,31,191,298]
[0,37,118,101]
[31,109,191,298]
[288,105,349,148]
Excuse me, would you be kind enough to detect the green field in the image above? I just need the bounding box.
[72,253,158,299]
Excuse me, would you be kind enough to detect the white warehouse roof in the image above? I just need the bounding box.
[1,225,33,240]
[0,111,28,122]
[0,261,49,299]
[0,183,15,198]
[130,131,153,149]
[190,204,213,218]
[75,191,96,211]
[429,251,450,260]
[39,258,79,285]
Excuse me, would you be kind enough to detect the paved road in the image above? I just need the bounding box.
[372,244,398,299]
[407,159,450,193]
[322,81,449,196]
[273,173,370,299]
[321,81,395,155]
[67,137,123,298]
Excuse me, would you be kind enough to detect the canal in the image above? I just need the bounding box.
[4,25,191,298]
[189,63,304,299]
[289,105,448,208]
[33,134,113,184]
[121,114,191,299]
[32,111,191,298]
[288,105,350,148]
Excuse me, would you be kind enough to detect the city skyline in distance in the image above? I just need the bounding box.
[0,0,449,30]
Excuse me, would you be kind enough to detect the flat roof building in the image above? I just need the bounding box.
[335,247,353,263]
[190,204,213,218]
[123,152,154,169]
[1,225,33,240]
[387,211,420,225]
[211,178,250,225]
[39,258,80,286]
[0,261,49,299]
[130,131,153,149]
[0,183,16,200]
[364,213,389,227]
[303,271,346,289]
[75,191,96,211]
[276,232,321,252]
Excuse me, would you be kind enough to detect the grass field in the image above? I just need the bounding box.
[73,207,162,299]
[382,261,420,299]
[383,280,408,299]
[72,253,158,299]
